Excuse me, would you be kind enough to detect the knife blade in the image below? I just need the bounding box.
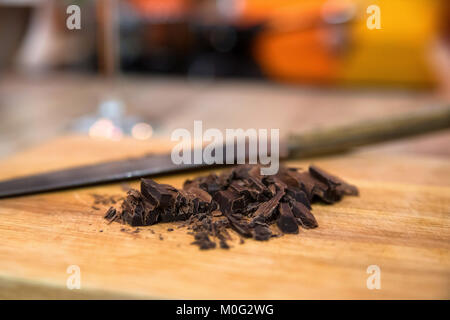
[0,105,449,198]
[0,153,209,198]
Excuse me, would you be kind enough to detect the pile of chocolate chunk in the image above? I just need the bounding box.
[104,164,358,249]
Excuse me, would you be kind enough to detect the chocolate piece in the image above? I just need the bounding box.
[309,165,341,186]
[253,224,272,241]
[185,186,212,204]
[223,211,252,238]
[213,190,245,213]
[310,165,359,197]
[104,207,117,222]
[120,190,148,226]
[141,179,177,208]
[336,183,359,197]
[191,232,216,250]
[250,189,284,224]
[277,203,299,234]
[291,201,318,229]
[219,239,230,249]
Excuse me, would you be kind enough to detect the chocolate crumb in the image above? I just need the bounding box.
[191,232,216,250]
[92,194,124,206]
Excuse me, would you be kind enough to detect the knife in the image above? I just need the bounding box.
[0,106,449,198]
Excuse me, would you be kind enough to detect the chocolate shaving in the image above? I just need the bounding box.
[291,201,318,229]
[250,189,284,225]
[277,202,299,234]
[253,224,272,241]
[105,164,358,249]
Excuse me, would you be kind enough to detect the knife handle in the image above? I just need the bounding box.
[287,105,450,158]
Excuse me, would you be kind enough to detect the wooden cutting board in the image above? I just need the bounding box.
[0,136,448,299]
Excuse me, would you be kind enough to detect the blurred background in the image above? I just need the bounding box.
[0,0,449,159]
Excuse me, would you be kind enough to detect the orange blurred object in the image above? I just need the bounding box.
[254,27,339,84]
[238,0,443,87]
[128,0,191,19]
[240,0,352,84]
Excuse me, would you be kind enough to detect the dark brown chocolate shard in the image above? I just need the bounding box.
[213,190,232,212]
[291,201,318,229]
[250,189,284,224]
[191,232,216,250]
[201,174,222,195]
[126,208,145,226]
[182,179,197,190]
[184,173,222,195]
[276,167,304,189]
[141,178,177,208]
[122,206,143,226]
[312,183,342,204]
[223,212,252,237]
[309,165,358,196]
[277,202,299,234]
[288,170,341,204]
[309,165,341,186]
[120,188,160,226]
[104,207,118,223]
[120,189,147,226]
[213,190,246,213]
[185,186,212,204]
[295,172,317,201]
[285,188,311,209]
[246,166,268,193]
[231,164,254,181]
[185,186,214,214]
[265,175,287,191]
[219,239,230,249]
[253,224,272,241]
[143,203,160,225]
[229,180,258,200]
[336,183,359,196]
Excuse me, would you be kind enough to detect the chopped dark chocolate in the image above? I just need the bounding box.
[277,202,299,234]
[104,164,358,249]
[253,224,272,241]
[141,179,177,208]
[191,232,216,250]
[104,207,117,223]
[250,189,284,225]
[291,201,318,229]
[223,211,252,238]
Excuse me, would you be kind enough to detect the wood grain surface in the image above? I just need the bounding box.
[0,136,448,299]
